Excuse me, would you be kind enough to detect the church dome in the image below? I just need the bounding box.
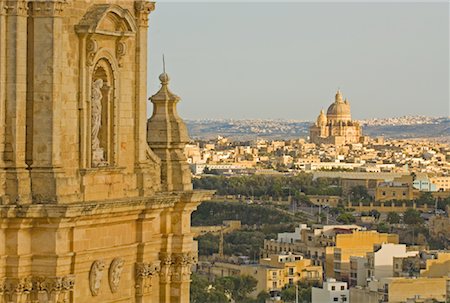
[326,90,351,122]
[316,109,327,126]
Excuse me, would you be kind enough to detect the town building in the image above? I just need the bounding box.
[310,90,363,146]
[312,278,349,303]
[332,231,399,281]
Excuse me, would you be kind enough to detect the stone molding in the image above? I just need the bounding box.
[89,260,105,296]
[4,0,27,16]
[134,1,155,27]
[29,0,67,17]
[135,261,160,295]
[108,258,124,293]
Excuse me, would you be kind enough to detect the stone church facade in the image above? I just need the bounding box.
[310,90,363,146]
[0,1,211,302]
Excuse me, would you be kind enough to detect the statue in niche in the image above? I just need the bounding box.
[91,78,106,167]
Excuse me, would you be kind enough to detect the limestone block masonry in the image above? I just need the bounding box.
[0,1,212,302]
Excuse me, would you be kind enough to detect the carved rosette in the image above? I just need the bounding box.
[89,260,105,296]
[109,258,124,293]
[135,262,160,296]
[29,0,67,17]
[134,1,155,27]
[5,0,28,16]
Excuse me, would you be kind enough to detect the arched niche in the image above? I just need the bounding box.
[75,4,135,169]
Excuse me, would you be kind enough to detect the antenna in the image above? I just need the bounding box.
[162,54,166,73]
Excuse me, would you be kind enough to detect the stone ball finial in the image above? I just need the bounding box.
[159,73,170,84]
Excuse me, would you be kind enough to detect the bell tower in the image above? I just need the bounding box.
[0,1,211,302]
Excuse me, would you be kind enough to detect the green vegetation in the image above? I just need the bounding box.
[280,281,317,303]
[386,212,401,224]
[192,201,295,226]
[403,209,423,225]
[336,212,356,224]
[190,274,259,303]
[193,174,342,199]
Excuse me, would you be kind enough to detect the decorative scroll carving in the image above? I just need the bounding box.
[91,79,105,167]
[108,258,124,293]
[5,0,27,16]
[116,39,127,67]
[29,0,67,17]
[134,1,155,27]
[135,262,160,296]
[86,38,98,66]
[89,260,105,296]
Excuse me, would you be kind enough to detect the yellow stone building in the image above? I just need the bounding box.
[310,90,363,145]
[0,1,211,302]
[330,231,399,281]
[208,253,323,297]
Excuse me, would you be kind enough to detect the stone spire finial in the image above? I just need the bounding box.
[335,89,343,103]
[147,70,192,192]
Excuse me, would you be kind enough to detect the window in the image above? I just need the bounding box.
[288,268,294,276]
[333,298,339,302]
[342,297,347,302]
[382,191,386,196]
[331,286,335,291]
[341,286,345,290]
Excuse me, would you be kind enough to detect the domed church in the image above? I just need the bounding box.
[309,90,363,145]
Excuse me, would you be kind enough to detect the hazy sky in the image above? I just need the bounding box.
[147,2,449,120]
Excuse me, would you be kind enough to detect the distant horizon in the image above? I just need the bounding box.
[148,2,449,120]
[184,114,449,122]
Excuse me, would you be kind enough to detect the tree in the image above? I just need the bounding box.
[404,209,423,225]
[386,212,400,224]
[337,213,356,224]
[256,291,270,303]
[351,185,371,201]
[216,275,257,302]
[190,274,228,303]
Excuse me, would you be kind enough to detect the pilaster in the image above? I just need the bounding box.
[134,1,157,197]
[0,0,7,199]
[28,0,67,204]
[4,0,31,204]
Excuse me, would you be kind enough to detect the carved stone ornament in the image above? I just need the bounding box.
[34,275,75,294]
[108,258,124,293]
[116,39,127,67]
[5,0,27,16]
[89,260,105,296]
[29,0,67,17]
[135,262,160,296]
[86,38,98,66]
[134,1,155,27]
